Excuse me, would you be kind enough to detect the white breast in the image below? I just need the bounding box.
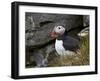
[55,39,66,55]
[55,39,76,55]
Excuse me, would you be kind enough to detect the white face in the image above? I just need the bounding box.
[54,26,65,35]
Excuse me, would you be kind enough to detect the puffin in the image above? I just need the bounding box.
[77,27,89,37]
[50,25,80,55]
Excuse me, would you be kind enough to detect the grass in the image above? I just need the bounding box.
[47,36,89,67]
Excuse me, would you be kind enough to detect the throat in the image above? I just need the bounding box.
[56,34,65,40]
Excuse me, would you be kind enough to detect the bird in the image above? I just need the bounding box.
[50,25,80,56]
[77,27,89,37]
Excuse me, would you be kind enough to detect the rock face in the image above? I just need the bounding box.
[83,15,89,27]
[25,12,85,67]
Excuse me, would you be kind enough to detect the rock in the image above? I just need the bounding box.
[25,12,86,67]
[77,27,89,37]
[83,15,89,27]
[25,13,83,47]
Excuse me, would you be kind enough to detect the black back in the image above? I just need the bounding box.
[57,34,80,52]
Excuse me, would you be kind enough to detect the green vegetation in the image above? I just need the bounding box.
[47,36,89,67]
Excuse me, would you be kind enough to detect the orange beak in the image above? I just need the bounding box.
[50,31,59,39]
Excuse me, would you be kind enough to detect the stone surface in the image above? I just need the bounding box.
[83,15,89,27]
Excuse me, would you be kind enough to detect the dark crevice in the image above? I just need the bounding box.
[39,21,54,27]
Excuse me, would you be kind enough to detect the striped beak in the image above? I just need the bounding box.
[50,31,59,38]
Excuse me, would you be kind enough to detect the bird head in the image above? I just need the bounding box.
[50,26,65,38]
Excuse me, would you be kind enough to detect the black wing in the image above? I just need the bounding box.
[63,36,80,51]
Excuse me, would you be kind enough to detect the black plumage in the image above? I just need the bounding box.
[57,33,80,52]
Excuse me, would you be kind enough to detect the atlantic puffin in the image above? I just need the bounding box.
[77,27,89,37]
[50,26,80,55]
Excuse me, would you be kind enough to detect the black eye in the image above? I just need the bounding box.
[58,27,61,29]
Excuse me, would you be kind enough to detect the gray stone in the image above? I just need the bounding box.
[83,15,89,26]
